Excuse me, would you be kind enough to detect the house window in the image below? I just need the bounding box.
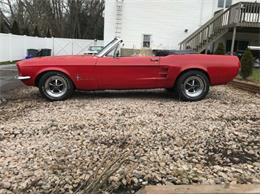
[143,34,151,48]
[218,0,232,8]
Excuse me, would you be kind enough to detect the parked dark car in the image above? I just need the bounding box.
[249,47,260,68]
[226,50,245,59]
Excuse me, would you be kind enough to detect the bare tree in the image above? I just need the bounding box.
[0,0,104,39]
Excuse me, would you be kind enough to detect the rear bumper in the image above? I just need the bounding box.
[16,76,31,80]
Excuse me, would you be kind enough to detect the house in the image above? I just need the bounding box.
[104,0,260,54]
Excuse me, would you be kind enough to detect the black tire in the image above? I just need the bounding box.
[176,70,209,101]
[38,71,74,101]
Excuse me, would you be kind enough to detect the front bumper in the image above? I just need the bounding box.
[16,76,31,80]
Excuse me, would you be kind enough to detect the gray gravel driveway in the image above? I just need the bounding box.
[0,86,259,193]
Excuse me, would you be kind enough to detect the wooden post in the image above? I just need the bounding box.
[52,37,55,56]
[23,35,27,59]
[231,26,237,55]
[71,39,74,55]
[8,33,12,62]
[0,15,2,32]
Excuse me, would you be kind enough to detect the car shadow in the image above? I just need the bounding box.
[73,89,178,101]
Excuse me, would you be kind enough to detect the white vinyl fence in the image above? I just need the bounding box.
[0,33,103,62]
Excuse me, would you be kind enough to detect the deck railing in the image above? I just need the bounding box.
[239,2,260,27]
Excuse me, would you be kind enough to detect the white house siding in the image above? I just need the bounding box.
[104,0,117,45]
[104,0,260,50]
[104,0,217,50]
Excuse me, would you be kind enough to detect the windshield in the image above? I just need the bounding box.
[96,39,120,56]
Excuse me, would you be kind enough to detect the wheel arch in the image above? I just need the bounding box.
[35,69,76,88]
[174,68,211,87]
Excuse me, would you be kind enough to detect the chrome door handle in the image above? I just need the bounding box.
[150,58,159,62]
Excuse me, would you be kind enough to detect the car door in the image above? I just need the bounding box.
[96,56,169,90]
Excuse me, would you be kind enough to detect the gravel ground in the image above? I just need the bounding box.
[0,86,260,193]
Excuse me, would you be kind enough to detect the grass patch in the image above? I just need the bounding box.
[237,68,260,84]
[250,68,260,83]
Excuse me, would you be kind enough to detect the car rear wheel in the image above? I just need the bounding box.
[38,71,74,101]
[176,70,209,101]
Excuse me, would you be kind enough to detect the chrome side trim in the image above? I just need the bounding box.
[16,76,31,80]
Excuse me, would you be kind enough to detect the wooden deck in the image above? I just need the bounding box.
[179,2,260,53]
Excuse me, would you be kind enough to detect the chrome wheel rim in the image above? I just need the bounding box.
[184,76,204,98]
[44,76,67,98]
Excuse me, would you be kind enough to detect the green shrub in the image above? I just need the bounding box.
[240,49,254,79]
[214,43,225,55]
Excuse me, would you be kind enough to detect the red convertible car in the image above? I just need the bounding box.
[16,38,240,101]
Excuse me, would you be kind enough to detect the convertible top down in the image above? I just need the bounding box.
[16,38,240,101]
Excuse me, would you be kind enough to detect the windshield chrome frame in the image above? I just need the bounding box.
[96,38,123,57]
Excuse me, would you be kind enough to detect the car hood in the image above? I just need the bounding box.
[17,55,97,66]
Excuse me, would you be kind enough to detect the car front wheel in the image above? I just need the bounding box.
[176,70,209,101]
[38,71,74,101]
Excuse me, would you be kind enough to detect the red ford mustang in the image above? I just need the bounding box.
[16,38,240,101]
